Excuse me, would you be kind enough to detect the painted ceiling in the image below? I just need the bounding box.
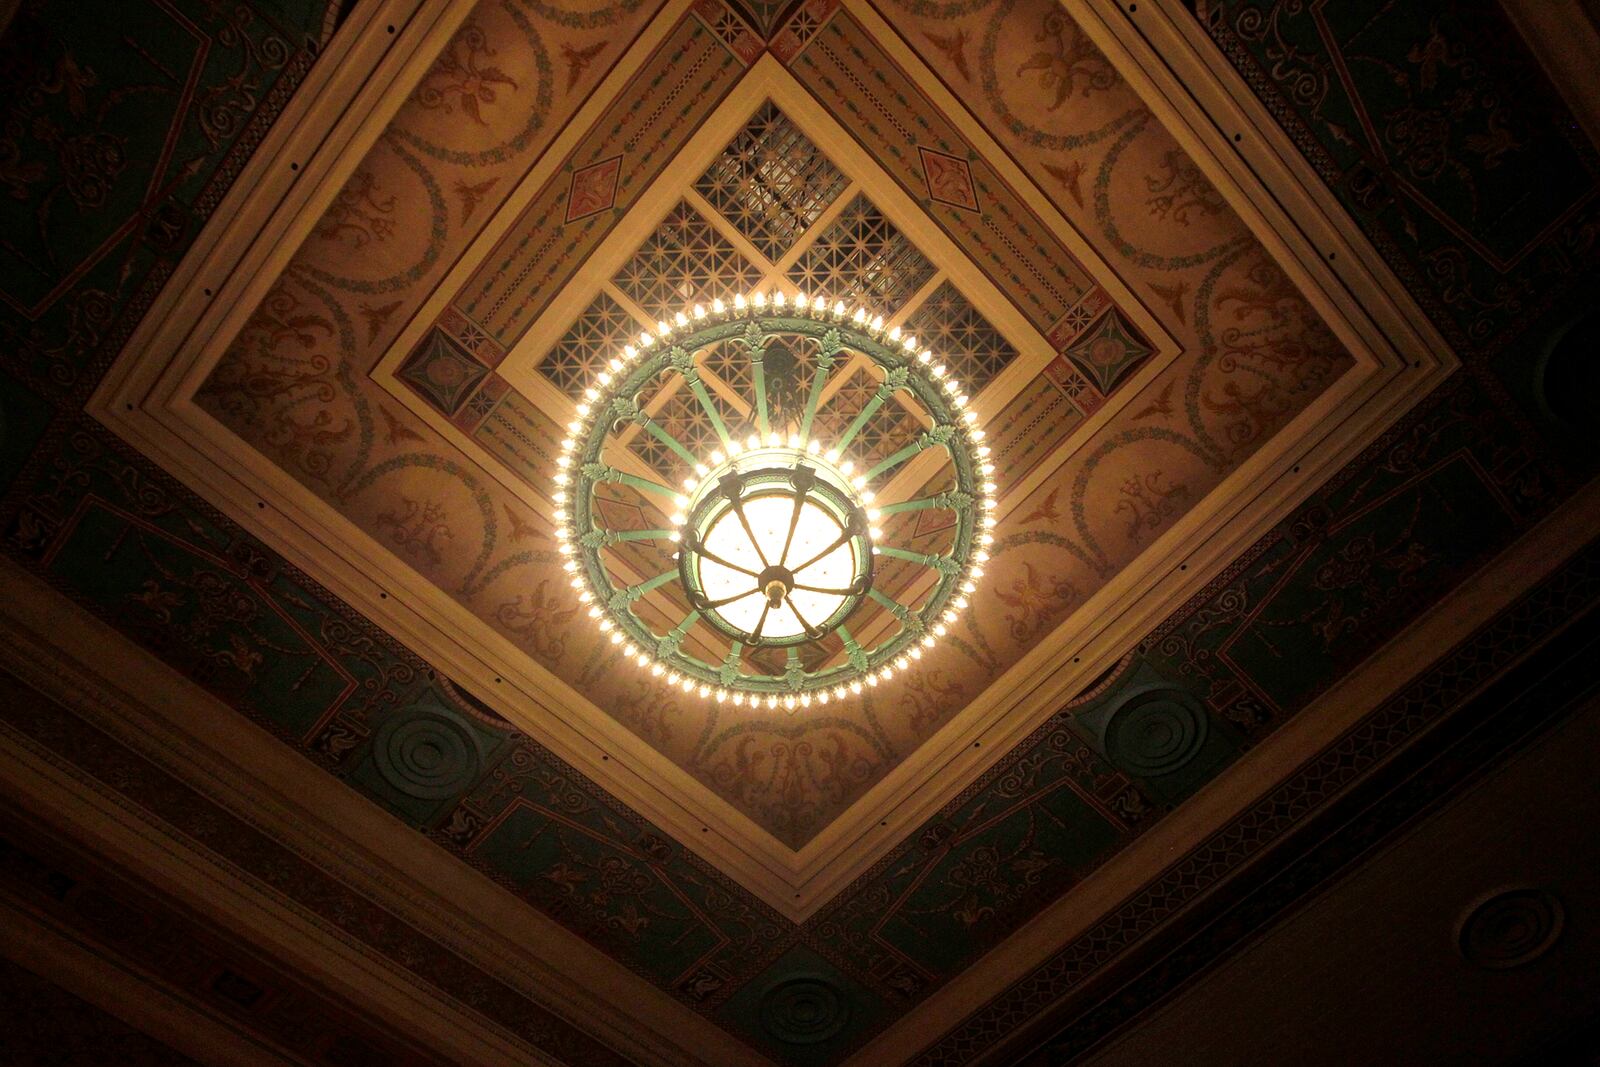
[0,0,1597,1064]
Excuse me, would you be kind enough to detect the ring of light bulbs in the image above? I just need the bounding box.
[553,289,996,709]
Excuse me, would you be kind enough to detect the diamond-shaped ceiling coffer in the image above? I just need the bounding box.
[159,0,1384,886]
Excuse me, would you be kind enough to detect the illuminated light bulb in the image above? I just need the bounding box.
[921,634,936,648]
[784,695,796,710]
[824,449,841,464]
[559,439,575,454]
[978,445,991,457]
[981,463,995,475]
[931,364,946,378]
[694,462,709,477]
[983,481,998,494]
[698,684,710,697]
[693,304,706,319]
[734,293,747,309]
[953,596,968,609]
[670,512,686,526]
[971,566,985,579]
[712,297,725,314]
[578,590,593,604]
[709,449,725,465]
[787,432,801,449]
[971,428,986,440]
[834,686,848,701]
[980,533,994,546]
[553,473,569,486]
[608,358,623,373]
[570,577,583,591]
[715,690,727,703]
[563,560,578,573]
[623,344,636,360]
[817,690,830,705]
[850,680,863,694]
[675,312,689,329]
[558,543,573,556]
[944,377,959,393]
[888,326,902,342]
[650,662,664,676]
[747,434,761,452]
[732,692,745,706]
[683,476,697,491]
[638,331,654,347]
[673,494,689,508]
[766,431,782,447]
[866,674,879,687]
[772,290,786,307]
[852,306,867,323]
[870,526,883,540]
[794,293,809,310]
[657,321,671,337]
[568,420,582,433]
[902,334,918,351]
[964,411,980,425]
[587,606,602,619]
[610,631,623,645]
[806,439,821,455]
[840,459,855,475]
[954,394,968,408]
[943,608,959,624]
[833,299,847,317]
[553,490,567,504]
[767,694,779,709]
[871,315,884,331]
[975,550,990,563]
[910,646,923,659]
[583,387,599,401]
[853,476,868,490]
[860,490,875,503]
[962,580,977,593]
[597,372,612,387]
[553,508,567,522]
[918,350,933,364]
[598,618,614,632]
[800,692,811,707]
[895,656,909,671]
[668,531,681,542]
[574,403,590,418]
[752,291,766,308]
[867,508,881,521]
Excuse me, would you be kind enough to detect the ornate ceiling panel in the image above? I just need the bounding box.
[117,0,1416,867]
[2,0,1593,1063]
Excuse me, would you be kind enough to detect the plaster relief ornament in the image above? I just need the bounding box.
[554,290,994,708]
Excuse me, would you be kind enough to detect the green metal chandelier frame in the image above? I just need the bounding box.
[553,291,995,709]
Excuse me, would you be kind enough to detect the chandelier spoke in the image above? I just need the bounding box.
[785,525,854,574]
[693,542,763,578]
[729,497,773,569]
[785,595,823,639]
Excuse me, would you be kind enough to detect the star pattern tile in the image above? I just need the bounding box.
[613,200,764,321]
[695,100,848,263]
[906,281,1020,393]
[785,193,936,311]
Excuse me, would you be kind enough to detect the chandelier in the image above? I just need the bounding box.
[554,290,994,707]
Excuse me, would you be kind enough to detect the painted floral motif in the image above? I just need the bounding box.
[995,560,1079,644]
[313,170,396,247]
[1016,9,1117,110]
[1144,149,1224,225]
[495,581,579,665]
[375,497,453,565]
[1116,470,1189,543]
[411,21,518,125]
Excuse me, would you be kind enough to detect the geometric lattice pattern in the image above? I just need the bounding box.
[613,200,763,321]
[536,292,638,399]
[695,101,848,262]
[905,281,1019,393]
[785,193,936,311]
